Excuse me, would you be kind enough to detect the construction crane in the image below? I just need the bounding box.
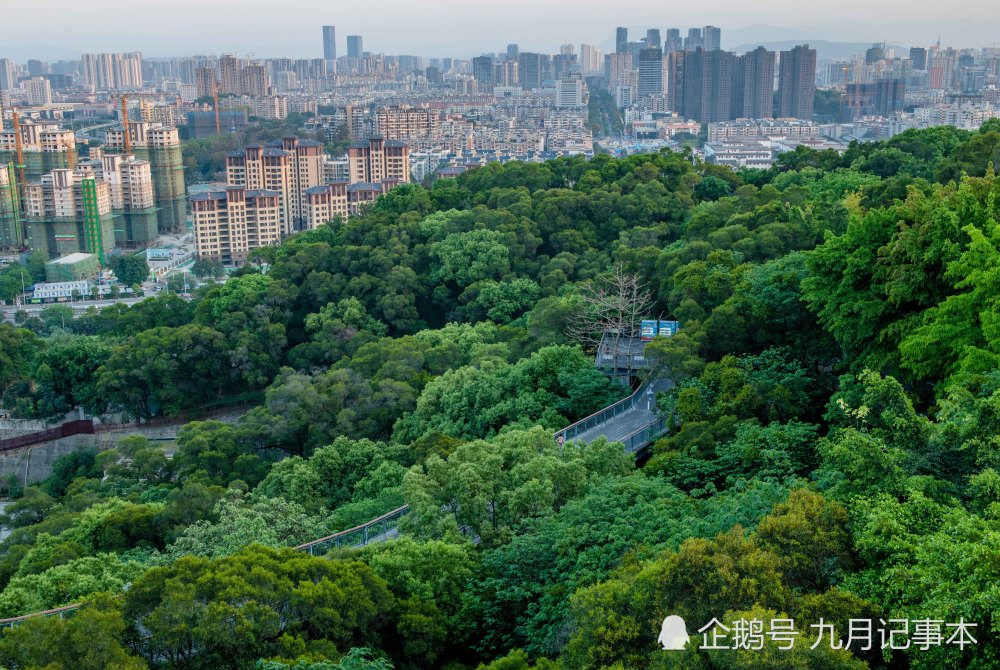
[120,95,132,154]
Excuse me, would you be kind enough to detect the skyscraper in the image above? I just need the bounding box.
[777,45,817,119]
[910,47,928,71]
[0,59,17,91]
[664,29,682,54]
[218,54,242,95]
[684,28,703,51]
[646,29,662,50]
[703,26,722,51]
[322,26,337,68]
[616,27,628,54]
[637,47,664,98]
[668,48,737,124]
[519,52,542,90]
[507,44,519,61]
[472,55,495,92]
[347,35,364,59]
[740,47,776,118]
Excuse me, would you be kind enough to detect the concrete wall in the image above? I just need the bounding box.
[0,434,102,487]
[0,408,248,487]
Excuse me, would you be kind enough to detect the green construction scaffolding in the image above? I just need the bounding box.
[0,163,24,250]
[81,178,105,265]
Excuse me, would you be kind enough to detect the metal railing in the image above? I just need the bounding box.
[621,415,669,453]
[0,603,80,628]
[294,505,410,556]
[554,369,661,444]
[0,372,671,628]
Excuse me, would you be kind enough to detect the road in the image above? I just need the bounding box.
[1,287,192,323]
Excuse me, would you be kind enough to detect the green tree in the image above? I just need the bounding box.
[110,254,151,286]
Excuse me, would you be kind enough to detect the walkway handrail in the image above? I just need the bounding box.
[554,367,662,443]
[1,372,669,628]
[0,603,81,627]
[294,505,410,554]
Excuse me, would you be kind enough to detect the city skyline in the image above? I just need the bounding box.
[2,1,1000,61]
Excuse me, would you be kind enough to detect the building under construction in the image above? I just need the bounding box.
[23,169,115,262]
[0,164,24,251]
[76,150,159,247]
[104,121,186,234]
[0,121,76,183]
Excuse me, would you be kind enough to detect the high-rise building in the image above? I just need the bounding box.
[0,164,25,250]
[0,59,17,91]
[665,29,682,54]
[703,26,722,51]
[580,44,603,75]
[75,152,158,246]
[23,169,115,261]
[910,47,928,70]
[192,187,283,266]
[865,43,887,65]
[103,122,186,233]
[375,107,441,140]
[347,136,410,186]
[225,137,324,235]
[240,63,270,97]
[684,28,703,51]
[22,77,52,105]
[777,45,817,119]
[519,52,542,90]
[304,183,349,229]
[506,44,519,61]
[218,54,242,95]
[646,29,662,49]
[0,122,76,182]
[616,27,629,54]
[322,26,337,69]
[668,48,738,124]
[80,52,143,90]
[740,47,776,119]
[472,55,495,92]
[845,79,906,119]
[195,66,216,99]
[638,47,664,98]
[347,35,364,59]
[555,77,586,108]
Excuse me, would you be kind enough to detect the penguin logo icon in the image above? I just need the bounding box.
[658,615,690,650]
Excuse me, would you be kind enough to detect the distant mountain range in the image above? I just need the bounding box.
[727,40,891,61]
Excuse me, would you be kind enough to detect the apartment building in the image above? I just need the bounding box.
[191,187,282,266]
[0,122,76,181]
[347,136,410,185]
[23,169,116,260]
[77,152,159,245]
[103,121,186,233]
[303,182,349,229]
[225,137,324,234]
[375,106,441,140]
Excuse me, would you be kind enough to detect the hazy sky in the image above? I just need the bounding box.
[4,0,1000,60]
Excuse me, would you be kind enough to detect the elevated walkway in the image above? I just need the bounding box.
[554,369,673,453]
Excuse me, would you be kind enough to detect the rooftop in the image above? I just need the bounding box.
[48,252,94,265]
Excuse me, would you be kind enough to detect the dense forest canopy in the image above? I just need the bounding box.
[2,120,1000,669]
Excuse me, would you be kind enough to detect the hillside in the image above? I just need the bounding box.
[1,120,1000,669]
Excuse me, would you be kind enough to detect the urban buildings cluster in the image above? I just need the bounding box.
[191,135,410,265]
[2,23,1000,273]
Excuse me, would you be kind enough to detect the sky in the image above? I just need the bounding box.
[3,0,1000,61]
